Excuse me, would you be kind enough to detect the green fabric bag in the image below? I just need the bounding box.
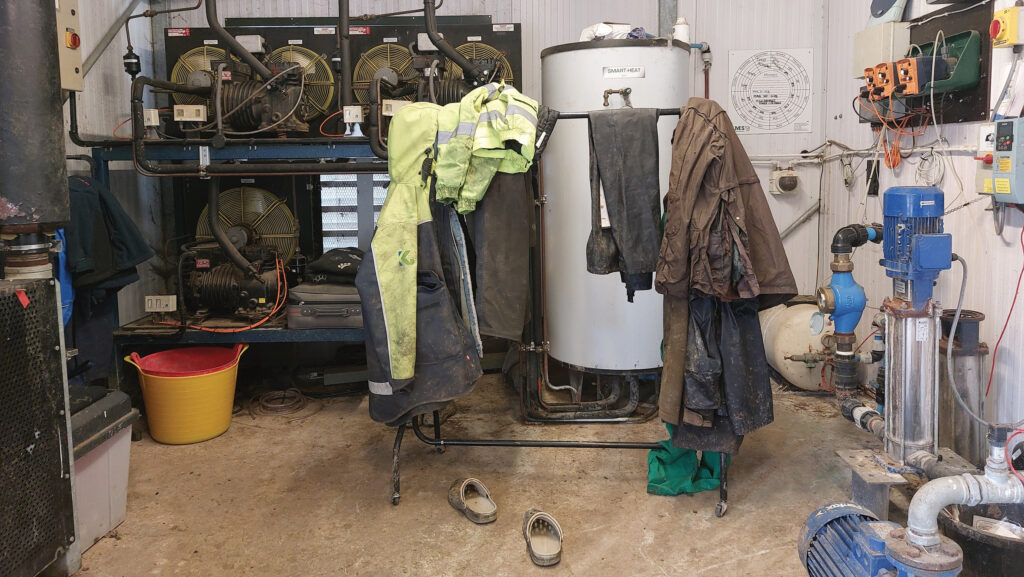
[647,423,730,496]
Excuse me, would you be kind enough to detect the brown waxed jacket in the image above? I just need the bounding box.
[656,98,797,425]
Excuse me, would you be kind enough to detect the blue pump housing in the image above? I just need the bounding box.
[882,187,952,309]
[801,503,962,577]
[829,272,868,335]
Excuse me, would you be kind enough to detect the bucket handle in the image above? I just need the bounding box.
[232,343,249,361]
[124,352,145,391]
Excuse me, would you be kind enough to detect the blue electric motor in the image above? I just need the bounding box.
[801,503,963,577]
[882,187,952,309]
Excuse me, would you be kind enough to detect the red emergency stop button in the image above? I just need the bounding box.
[974,153,994,165]
[65,30,80,49]
[992,19,1003,39]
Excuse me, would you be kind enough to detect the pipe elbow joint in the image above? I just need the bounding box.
[830,223,882,255]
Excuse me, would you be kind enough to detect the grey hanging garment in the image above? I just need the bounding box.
[586,108,662,302]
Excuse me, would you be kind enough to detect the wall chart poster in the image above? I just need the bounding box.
[728,48,813,134]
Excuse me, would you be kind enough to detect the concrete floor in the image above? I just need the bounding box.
[80,376,876,577]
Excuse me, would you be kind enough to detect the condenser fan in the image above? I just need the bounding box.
[353,43,414,104]
[444,42,515,86]
[195,186,300,263]
[169,46,238,107]
[265,46,335,120]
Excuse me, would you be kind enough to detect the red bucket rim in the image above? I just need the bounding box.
[130,344,246,378]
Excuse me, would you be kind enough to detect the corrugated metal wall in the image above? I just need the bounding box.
[167,0,660,98]
[63,0,164,323]
[821,0,1024,424]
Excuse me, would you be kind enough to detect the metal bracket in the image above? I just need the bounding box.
[837,449,909,521]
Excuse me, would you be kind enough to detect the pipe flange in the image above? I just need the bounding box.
[816,287,835,314]
[885,531,963,573]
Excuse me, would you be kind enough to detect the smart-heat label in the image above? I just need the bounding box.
[603,66,645,79]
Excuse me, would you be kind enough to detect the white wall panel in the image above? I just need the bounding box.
[63,0,163,323]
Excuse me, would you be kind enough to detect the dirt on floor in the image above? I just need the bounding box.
[80,376,877,577]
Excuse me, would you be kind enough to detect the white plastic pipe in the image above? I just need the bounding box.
[906,443,1024,548]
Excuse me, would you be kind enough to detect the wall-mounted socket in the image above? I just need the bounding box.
[174,104,207,122]
[145,295,177,313]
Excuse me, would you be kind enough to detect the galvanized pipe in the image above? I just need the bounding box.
[907,441,1024,548]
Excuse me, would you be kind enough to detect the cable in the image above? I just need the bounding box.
[916,148,945,186]
[855,328,880,353]
[909,0,991,28]
[249,388,310,416]
[318,108,347,137]
[986,226,1024,397]
[992,49,1023,121]
[113,117,132,140]
[428,58,440,104]
[947,255,991,427]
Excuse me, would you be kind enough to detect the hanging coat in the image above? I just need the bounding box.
[656,98,797,428]
[355,102,481,425]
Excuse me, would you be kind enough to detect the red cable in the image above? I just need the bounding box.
[855,328,880,354]
[318,108,347,137]
[986,226,1024,397]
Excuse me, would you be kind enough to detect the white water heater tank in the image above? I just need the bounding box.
[540,39,690,371]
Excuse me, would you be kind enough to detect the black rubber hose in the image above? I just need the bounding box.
[208,178,258,278]
[367,78,388,159]
[339,0,353,108]
[69,92,130,148]
[206,0,273,80]
[423,0,484,84]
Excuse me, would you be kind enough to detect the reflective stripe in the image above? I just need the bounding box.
[368,380,393,395]
[505,104,538,126]
[478,109,503,123]
[437,130,454,144]
[484,83,500,99]
[455,121,476,136]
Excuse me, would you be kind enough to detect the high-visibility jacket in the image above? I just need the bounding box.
[355,102,482,425]
[434,83,539,213]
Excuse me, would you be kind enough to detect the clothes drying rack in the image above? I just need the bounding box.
[388,106,732,518]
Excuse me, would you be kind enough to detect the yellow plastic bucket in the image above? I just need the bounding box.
[125,344,248,444]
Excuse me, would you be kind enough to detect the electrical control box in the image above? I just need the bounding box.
[55,0,83,91]
[871,62,897,100]
[992,117,1024,203]
[895,56,949,95]
[853,22,910,78]
[992,6,1024,48]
